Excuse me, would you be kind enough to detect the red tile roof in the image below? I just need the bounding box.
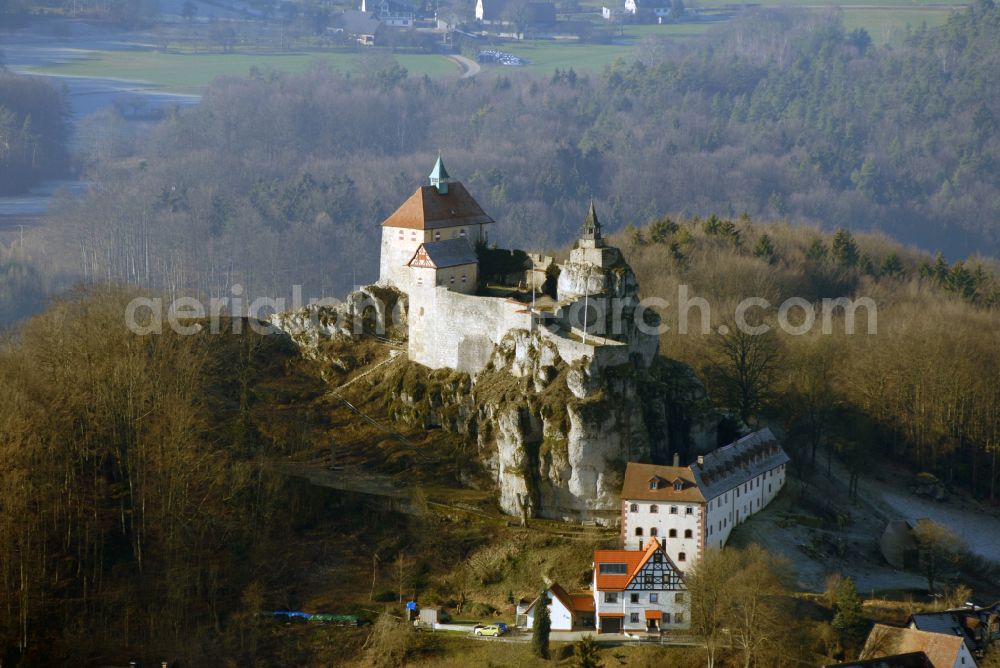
[594,537,667,590]
[382,183,494,230]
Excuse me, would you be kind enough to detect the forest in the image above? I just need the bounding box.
[27,1,1000,307]
[619,217,1000,503]
[0,71,69,196]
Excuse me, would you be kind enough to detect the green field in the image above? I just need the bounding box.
[496,24,712,74]
[31,49,459,94]
[840,6,959,38]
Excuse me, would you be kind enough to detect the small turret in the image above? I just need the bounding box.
[579,200,604,249]
[429,153,452,194]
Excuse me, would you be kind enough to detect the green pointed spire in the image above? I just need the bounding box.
[429,153,451,193]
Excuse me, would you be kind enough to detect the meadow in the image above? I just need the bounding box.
[31,48,460,93]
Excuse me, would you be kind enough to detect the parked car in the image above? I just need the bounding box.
[474,624,504,637]
[496,622,509,634]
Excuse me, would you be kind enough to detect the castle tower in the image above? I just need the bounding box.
[378,155,493,292]
[578,200,604,249]
[568,201,619,269]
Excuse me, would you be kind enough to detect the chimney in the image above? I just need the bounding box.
[697,455,705,466]
[672,452,680,467]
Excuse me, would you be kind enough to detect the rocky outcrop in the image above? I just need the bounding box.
[554,256,660,369]
[380,327,718,524]
[269,285,407,356]
[274,283,718,525]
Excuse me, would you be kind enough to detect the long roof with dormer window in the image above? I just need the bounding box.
[621,428,789,504]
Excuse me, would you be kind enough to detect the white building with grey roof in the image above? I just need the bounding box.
[620,428,789,569]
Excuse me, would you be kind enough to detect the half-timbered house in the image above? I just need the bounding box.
[592,537,688,633]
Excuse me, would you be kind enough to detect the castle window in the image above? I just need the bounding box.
[669,529,677,538]
[650,528,658,537]
[460,229,466,237]
[678,552,686,562]
[417,276,423,286]
[684,529,693,538]
[670,506,678,514]
[635,527,643,537]
[629,503,638,512]
[630,594,639,604]
[435,231,441,241]
[674,480,683,491]
[650,505,658,514]
[686,507,694,515]
[450,276,455,284]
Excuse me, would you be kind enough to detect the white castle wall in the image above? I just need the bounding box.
[379,223,487,292]
[408,287,534,374]
[408,287,632,376]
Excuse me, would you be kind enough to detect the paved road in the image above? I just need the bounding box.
[448,55,481,79]
[431,626,702,646]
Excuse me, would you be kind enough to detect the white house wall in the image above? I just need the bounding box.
[379,223,485,292]
[525,592,574,631]
[622,501,701,568]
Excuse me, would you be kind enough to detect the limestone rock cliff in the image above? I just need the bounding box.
[378,326,717,524]
[273,285,718,524]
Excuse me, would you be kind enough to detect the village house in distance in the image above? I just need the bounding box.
[620,428,789,568]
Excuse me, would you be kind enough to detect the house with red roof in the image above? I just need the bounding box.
[592,537,688,634]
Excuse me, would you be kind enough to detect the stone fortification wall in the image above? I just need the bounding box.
[538,327,631,373]
[407,287,533,374]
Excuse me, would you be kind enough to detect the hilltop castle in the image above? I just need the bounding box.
[378,156,658,376]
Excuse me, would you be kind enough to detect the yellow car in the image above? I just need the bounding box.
[474,624,503,637]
